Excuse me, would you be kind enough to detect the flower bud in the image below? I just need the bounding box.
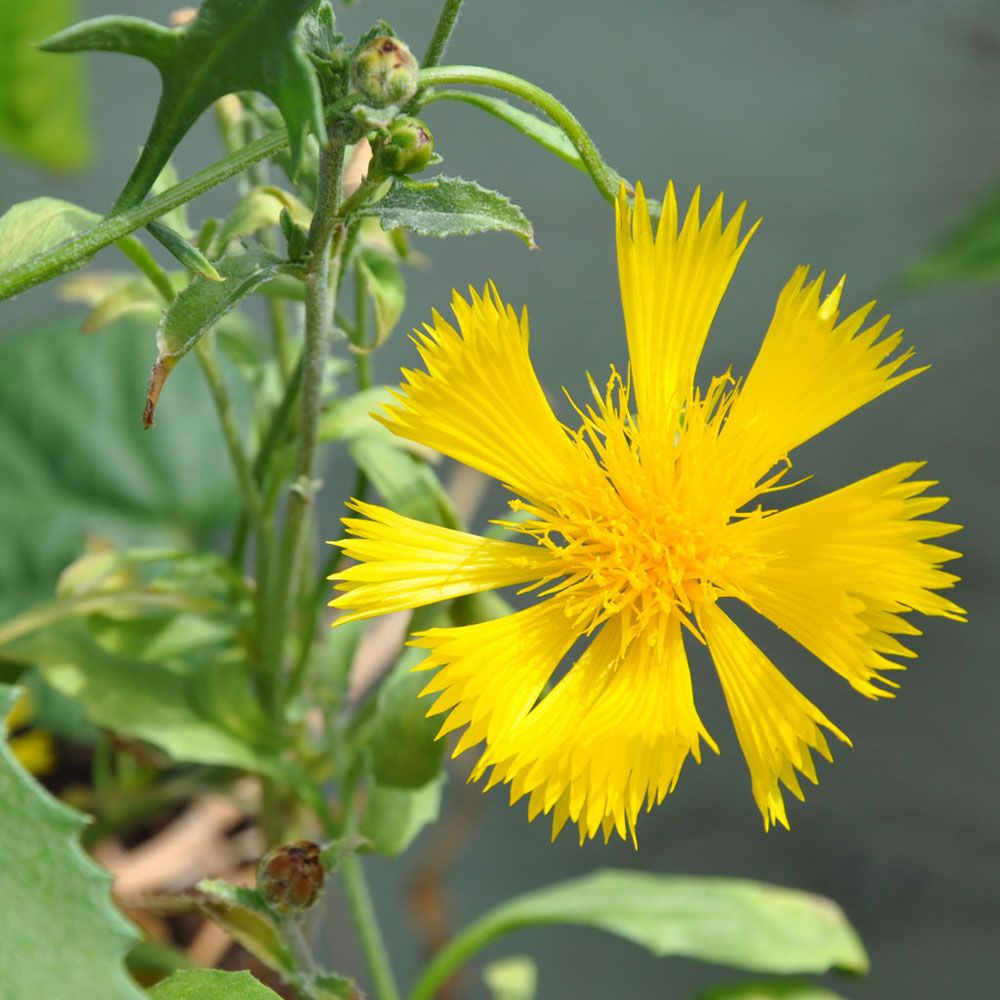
[371,116,434,177]
[256,840,324,915]
[351,32,418,108]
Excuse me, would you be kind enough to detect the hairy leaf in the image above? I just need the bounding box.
[0,2,91,169]
[0,197,99,272]
[145,246,283,426]
[41,0,325,210]
[216,186,312,253]
[361,773,444,856]
[0,684,145,999]
[410,872,868,1000]
[0,318,242,619]
[905,178,1000,287]
[359,176,535,245]
[150,969,283,1000]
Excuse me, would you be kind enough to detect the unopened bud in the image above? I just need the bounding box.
[371,116,434,177]
[256,840,324,915]
[351,33,418,108]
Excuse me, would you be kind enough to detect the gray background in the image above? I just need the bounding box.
[2,1,999,997]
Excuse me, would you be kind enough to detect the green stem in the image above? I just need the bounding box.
[416,65,623,203]
[408,914,500,1000]
[0,95,359,302]
[422,0,465,69]
[341,854,402,1000]
[114,235,177,303]
[194,336,262,525]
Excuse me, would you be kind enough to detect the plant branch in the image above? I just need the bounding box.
[341,854,402,1000]
[416,65,623,204]
[422,0,465,69]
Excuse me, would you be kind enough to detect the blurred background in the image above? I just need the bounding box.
[2,0,999,997]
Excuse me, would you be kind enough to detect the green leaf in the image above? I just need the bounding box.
[320,385,395,442]
[147,220,223,282]
[0,683,145,999]
[905,179,1000,287]
[361,772,444,856]
[697,981,850,1000]
[0,317,242,619]
[409,872,868,1000]
[0,197,99,272]
[41,0,325,210]
[0,1,92,169]
[150,969,283,1000]
[483,956,538,1000]
[145,246,283,426]
[349,435,454,525]
[216,186,312,253]
[359,176,535,245]
[358,247,407,346]
[369,646,444,788]
[431,91,584,172]
[14,623,286,776]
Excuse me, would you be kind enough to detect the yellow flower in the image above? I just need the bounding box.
[330,183,964,844]
[5,690,57,777]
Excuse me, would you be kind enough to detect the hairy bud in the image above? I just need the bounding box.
[256,840,324,915]
[351,33,418,108]
[371,116,434,177]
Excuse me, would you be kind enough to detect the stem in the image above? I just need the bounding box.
[114,235,177,303]
[416,65,623,204]
[341,854,402,1000]
[194,337,262,525]
[422,0,465,69]
[407,915,500,1000]
[277,918,320,999]
[0,95,359,302]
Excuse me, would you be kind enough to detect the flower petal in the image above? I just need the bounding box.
[721,269,925,499]
[728,463,964,698]
[377,284,593,504]
[615,182,756,441]
[699,601,850,830]
[478,613,716,844]
[329,500,558,625]
[411,596,579,757]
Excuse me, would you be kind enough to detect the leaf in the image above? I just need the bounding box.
[0,684,145,1000]
[409,872,868,1000]
[697,981,850,1000]
[361,773,444,856]
[0,1,92,169]
[145,245,283,426]
[41,0,324,209]
[359,176,535,245]
[147,220,223,282]
[150,969,283,1000]
[0,317,243,619]
[432,91,584,172]
[358,248,406,346]
[904,178,1000,287]
[216,186,312,252]
[348,435,454,525]
[13,624,286,776]
[0,197,99,272]
[483,956,538,1000]
[369,646,444,788]
[320,386,396,442]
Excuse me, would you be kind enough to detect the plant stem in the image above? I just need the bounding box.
[422,0,465,69]
[416,65,623,204]
[0,94,359,302]
[341,854,402,1000]
[194,336,262,525]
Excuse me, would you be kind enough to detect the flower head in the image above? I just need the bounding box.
[330,183,964,844]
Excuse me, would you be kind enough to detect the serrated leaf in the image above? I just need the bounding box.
[483,956,538,1000]
[145,246,283,426]
[0,684,145,999]
[905,178,1000,287]
[348,435,453,525]
[0,2,92,169]
[150,969,283,1000]
[369,646,444,788]
[359,176,535,245]
[41,0,324,209]
[0,317,243,620]
[0,197,100,272]
[697,981,850,1000]
[358,247,406,346]
[410,872,868,1000]
[361,772,444,856]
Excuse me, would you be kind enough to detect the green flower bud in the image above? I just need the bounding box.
[351,33,418,108]
[371,116,434,177]
[256,840,324,915]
